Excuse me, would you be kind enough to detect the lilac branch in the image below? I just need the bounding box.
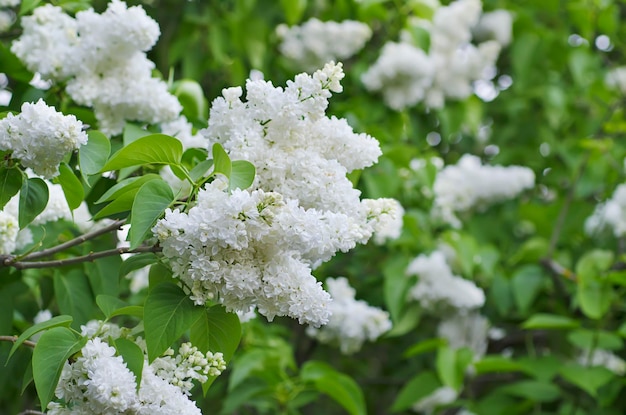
[0,335,36,348]
[18,219,126,261]
[7,245,161,270]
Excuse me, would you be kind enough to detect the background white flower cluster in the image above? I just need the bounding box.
[49,321,225,415]
[361,0,511,110]
[306,277,392,354]
[11,0,181,135]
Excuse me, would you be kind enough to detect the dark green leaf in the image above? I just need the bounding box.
[33,327,85,410]
[57,163,84,210]
[119,253,158,278]
[391,371,440,412]
[559,364,615,397]
[114,338,144,391]
[18,178,48,228]
[79,131,111,177]
[129,179,174,249]
[301,361,366,415]
[54,269,94,329]
[0,167,23,210]
[7,315,73,363]
[144,282,204,362]
[95,295,128,319]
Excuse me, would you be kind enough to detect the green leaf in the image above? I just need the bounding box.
[79,131,111,177]
[54,269,94,329]
[499,380,561,402]
[436,346,465,391]
[212,143,231,179]
[578,280,613,320]
[144,282,204,362]
[119,253,158,278]
[96,175,161,204]
[228,349,266,392]
[517,355,563,382]
[559,364,615,397]
[191,305,241,394]
[114,338,144,391]
[280,0,306,24]
[0,167,23,210]
[123,123,153,145]
[511,265,545,315]
[18,177,49,228]
[229,160,255,190]
[129,179,174,249]
[110,305,144,319]
[32,327,86,410]
[383,257,410,321]
[474,356,524,375]
[404,338,447,358]
[521,313,580,330]
[172,79,208,121]
[391,371,440,412]
[190,305,241,361]
[7,315,73,363]
[576,250,614,282]
[189,159,213,183]
[96,295,128,319]
[0,43,32,82]
[567,329,624,351]
[101,134,183,172]
[301,361,366,415]
[19,0,41,15]
[57,163,84,210]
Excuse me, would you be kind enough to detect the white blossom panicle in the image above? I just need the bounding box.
[362,198,405,244]
[0,99,87,178]
[412,386,458,414]
[154,64,398,326]
[578,349,626,376]
[606,67,626,94]
[49,321,224,414]
[361,42,435,110]
[406,251,485,312]
[433,154,535,227]
[277,18,372,70]
[306,277,392,354]
[0,211,19,254]
[473,10,514,46]
[585,184,626,237]
[437,312,489,359]
[0,9,14,32]
[154,180,334,327]
[12,1,181,135]
[362,0,506,110]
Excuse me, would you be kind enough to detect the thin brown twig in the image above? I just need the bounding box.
[0,335,36,348]
[14,219,125,262]
[7,246,161,270]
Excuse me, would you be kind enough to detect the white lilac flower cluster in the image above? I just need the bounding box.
[361,0,509,110]
[406,250,485,312]
[585,184,626,237]
[306,277,392,354]
[0,0,17,33]
[606,67,626,94]
[12,1,181,135]
[0,211,19,254]
[155,63,403,327]
[48,321,225,415]
[437,311,489,360]
[277,18,372,70]
[0,99,87,178]
[433,154,535,228]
